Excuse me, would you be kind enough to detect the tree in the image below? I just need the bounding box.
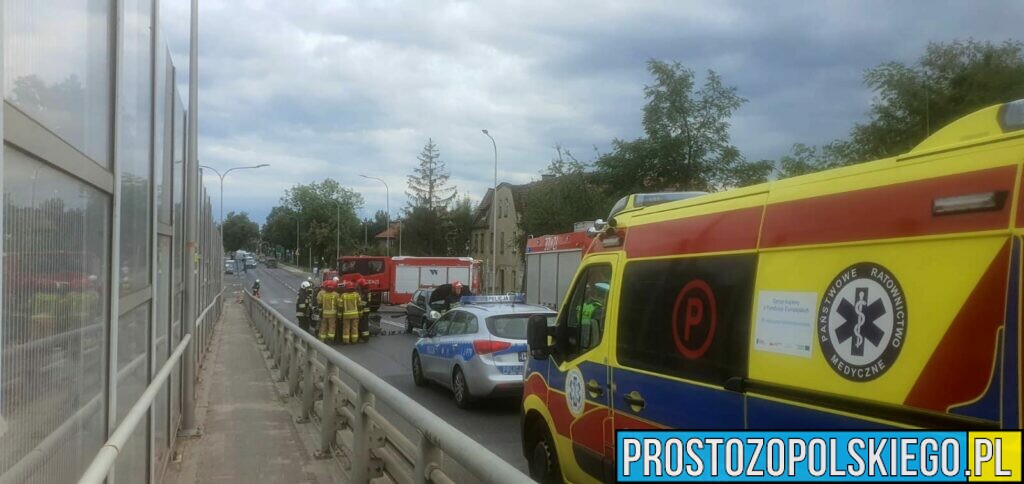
[595,60,770,195]
[262,205,298,256]
[517,146,616,256]
[359,210,389,251]
[779,39,1024,177]
[444,197,476,256]
[406,138,456,210]
[222,211,259,252]
[262,179,364,267]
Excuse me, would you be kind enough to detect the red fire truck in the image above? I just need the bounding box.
[524,230,591,309]
[323,255,481,308]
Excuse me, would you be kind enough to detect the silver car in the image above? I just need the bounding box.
[411,302,556,408]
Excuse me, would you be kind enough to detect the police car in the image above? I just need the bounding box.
[411,294,556,408]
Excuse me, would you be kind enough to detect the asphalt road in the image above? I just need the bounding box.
[231,265,526,472]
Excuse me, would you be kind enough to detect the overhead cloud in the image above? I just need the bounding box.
[159,0,1023,224]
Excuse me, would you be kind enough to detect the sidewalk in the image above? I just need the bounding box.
[163,294,341,484]
[279,261,313,277]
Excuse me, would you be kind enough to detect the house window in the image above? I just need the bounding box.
[500,232,505,254]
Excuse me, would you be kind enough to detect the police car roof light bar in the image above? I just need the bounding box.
[460,294,526,304]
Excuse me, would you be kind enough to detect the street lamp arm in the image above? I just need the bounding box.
[223,163,269,178]
[199,164,223,180]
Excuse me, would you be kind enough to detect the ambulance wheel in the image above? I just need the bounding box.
[452,367,474,409]
[527,420,560,483]
[412,352,427,387]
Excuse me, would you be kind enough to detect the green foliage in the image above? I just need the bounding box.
[399,197,477,256]
[222,211,259,252]
[355,210,390,253]
[261,178,364,267]
[778,39,1024,178]
[444,197,476,256]
[595,60,771,194]
[400,206,445,256]
[517,146,616,255]
[261,205,297,255]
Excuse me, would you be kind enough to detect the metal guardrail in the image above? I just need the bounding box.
[75,292,223,484]
[243,291,532,484]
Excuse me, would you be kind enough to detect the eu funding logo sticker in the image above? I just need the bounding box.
[818,262,907,382]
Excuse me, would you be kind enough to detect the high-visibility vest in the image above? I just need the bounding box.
[318,291,339,316]
[341,292,360,318]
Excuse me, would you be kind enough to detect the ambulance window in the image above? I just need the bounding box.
[556,264,612,360]
[615,254,757,386]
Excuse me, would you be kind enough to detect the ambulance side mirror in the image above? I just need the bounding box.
[527,314,552,359]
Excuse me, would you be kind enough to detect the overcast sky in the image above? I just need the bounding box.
[160,0,1023,225]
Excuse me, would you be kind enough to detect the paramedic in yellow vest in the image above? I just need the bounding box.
[340,280,362,344]
[357,277,371,342]
[317,279,339,341]
[579,282,608,348]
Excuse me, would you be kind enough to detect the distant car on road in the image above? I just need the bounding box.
[224,260,236,274]
[245,257,256,269]
[404,288,435,331]
[264,258,278,268]
[411,296,556,408]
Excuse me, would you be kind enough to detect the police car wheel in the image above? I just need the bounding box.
[528,421,559,483]
[452,367,473,409]
[412,352,427,387]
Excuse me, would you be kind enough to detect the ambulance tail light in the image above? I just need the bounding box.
[932,191,1008,216]
[473,339,511,355]
[999,99,1024,132]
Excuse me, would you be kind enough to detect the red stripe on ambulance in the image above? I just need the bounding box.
[905,240,1011,412]
[761,165,1016,248]
[624,206,762,258]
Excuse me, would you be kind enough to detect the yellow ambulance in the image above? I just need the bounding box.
[522,100,1024,483]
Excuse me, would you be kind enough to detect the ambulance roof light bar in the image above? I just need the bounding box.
[460,294,526,304]
[999,99,1024,132]
[607,191,707,221]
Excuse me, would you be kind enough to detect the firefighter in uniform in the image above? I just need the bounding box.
[428,280,473,312]
[296,280,314,334]
[357,277,371,342]
[340,280,362,344]
[317,279,339,341]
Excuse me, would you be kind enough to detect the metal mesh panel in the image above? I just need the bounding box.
[3,0,114,166]
[115,303,150,481]
[0,147,109,483]
[117,0,154,296]
[153,236,171,470]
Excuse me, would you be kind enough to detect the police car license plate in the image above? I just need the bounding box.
[518,351,527,362]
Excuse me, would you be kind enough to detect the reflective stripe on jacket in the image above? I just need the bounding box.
[341,291,360,318]
[318,291,339,316]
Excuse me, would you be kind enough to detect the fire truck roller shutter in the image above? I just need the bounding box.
[557,250,582,308]
[526,254,540,305]
[395,265,419,294]
[448,267,470,286]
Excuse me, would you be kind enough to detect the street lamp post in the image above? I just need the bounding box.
[360,175,390,257]
[336,202,341,265]
[481,129,497,294]
[199,163,269,252]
